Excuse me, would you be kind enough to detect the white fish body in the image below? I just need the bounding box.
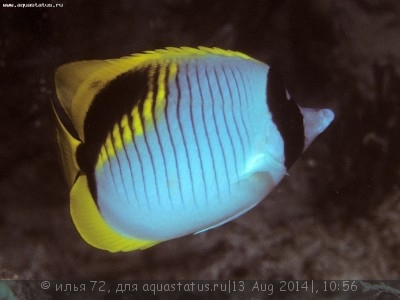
[53,47,334,252]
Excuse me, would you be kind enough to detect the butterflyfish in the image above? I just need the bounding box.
[53,47,334,252]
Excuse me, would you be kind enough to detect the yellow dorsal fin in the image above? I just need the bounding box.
[139,46,254,60]
[70,175,158,252]
[54,47,255,140]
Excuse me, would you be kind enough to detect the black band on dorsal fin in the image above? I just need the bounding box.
[77,65,152,201]
[266,68,305,170]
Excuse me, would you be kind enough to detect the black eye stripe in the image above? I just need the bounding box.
[266,68,305,170]
[78,67,150,201]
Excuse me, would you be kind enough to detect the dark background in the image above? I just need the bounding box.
[1,0,399,280]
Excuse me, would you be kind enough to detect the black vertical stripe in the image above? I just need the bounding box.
[130,119,149,208]
[103,143,119,200]
[176,65,195,204]
[78,67,150,202]
[196,64,219,197]
[118,120,139,204]
[214,67,239,180]
[187,63,208,202]
[230,67,251,148]
[151,65,172,205]
[236,68,250,109]
[267,68,304,169]
[139,65,161,204]
[221,65,246,164]
[236,67,252,138]
[205,65,231,194]
[110,127,129,202]
[164,65,184,203]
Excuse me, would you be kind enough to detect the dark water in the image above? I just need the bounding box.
[1,0,400,283]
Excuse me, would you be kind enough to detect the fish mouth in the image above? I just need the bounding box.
[300,107,335,149]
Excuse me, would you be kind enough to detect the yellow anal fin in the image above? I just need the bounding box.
[70,175,158,252]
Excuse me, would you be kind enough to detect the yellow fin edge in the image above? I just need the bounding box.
[139,46,254,61]
[70,175,159,252]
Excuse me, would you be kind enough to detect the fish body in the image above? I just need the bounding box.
[53,47,334,252]
[0,282,18,300]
